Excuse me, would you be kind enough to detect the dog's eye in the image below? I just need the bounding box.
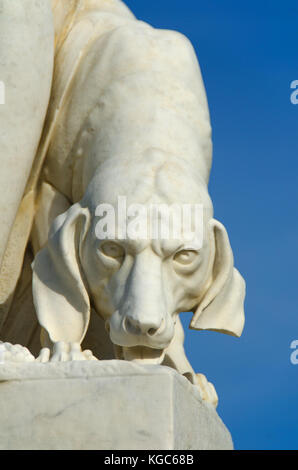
[174,250,198,265]
[100,242,125,260]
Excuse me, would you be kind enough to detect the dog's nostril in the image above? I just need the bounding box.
[147,318,165,336]
[148,327,158,336]
[124,316,165,336]
[125,317,141,335]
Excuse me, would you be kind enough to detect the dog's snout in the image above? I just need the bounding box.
[124,315,163,337]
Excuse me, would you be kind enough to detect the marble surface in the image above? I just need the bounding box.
[0,0,245,420]
[30,0,245,378]
[0,0,54,306]
[0,361,233,450]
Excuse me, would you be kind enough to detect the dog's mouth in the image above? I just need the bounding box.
[118,346,165,365]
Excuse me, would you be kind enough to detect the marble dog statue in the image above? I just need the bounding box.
[33,1,245,393]
[0,1,245,405]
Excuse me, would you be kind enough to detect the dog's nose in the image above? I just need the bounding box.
[124,315,163,337]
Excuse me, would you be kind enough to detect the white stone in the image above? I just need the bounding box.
[0,361,233,450]
[0,0,54,294]
[0,0,246,414]
[0,341,35,363]
[30,0,245,379]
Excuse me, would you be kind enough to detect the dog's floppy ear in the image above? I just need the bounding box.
[190,219,245,337]
[32,203,91,345]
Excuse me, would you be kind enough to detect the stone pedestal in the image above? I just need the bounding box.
[0,361,233,450]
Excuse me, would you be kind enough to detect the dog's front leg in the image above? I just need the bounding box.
[163,317,218,408]
[36,341,98,363]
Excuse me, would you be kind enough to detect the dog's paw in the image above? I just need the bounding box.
[0,341,35,363]
[35,347,51,363]
[36,342,98,362]
[195,373,218,408]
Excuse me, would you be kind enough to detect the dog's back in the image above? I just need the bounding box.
[43,0,212,204]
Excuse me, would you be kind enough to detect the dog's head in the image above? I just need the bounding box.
[32,155,245,363]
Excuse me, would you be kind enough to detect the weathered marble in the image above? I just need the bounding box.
[0,0,245,416]
[0,361,233,450]
[30,0,245,380]
[0,0,54,319]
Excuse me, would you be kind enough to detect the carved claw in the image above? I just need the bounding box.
[36,341,98,362]
[36,347,51,363]
[195,373,218,408]
[0,341,35,363]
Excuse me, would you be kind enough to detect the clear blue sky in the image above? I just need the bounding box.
[124,0,298,450]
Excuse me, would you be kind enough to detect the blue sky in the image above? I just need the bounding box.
[124,0,298,450]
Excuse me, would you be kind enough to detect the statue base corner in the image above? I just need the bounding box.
[0,360,233,450]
